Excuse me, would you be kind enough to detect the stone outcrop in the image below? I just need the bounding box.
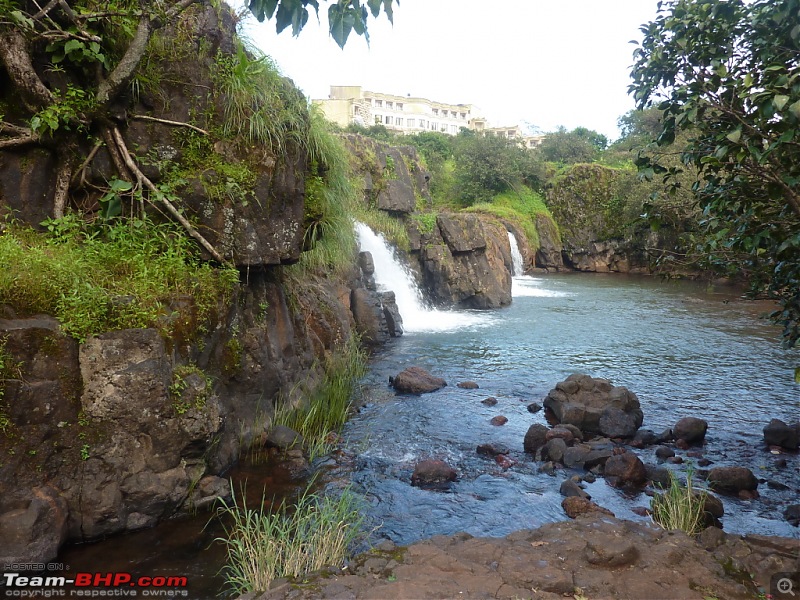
[543,373,643,438]
[763,418,799,450]
[244,516,789,600]
[413,213,512,309]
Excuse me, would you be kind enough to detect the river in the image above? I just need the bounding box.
[56,239,799,597]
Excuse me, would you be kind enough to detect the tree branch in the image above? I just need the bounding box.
[130,114,209,135]
[52,151,73,218]
[109,125,228,264]
[0,135,37,150]
[0,28,54,112]
[95,0,200,106]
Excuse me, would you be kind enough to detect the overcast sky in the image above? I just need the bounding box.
[236,1,662,141]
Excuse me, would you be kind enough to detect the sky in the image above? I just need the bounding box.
[235,1,663,142]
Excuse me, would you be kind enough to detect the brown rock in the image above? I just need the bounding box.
[490,415,508,426]
[411,459,457,487]
[389,367,447,394]
[603,451,648,486]
[561,497,614,519]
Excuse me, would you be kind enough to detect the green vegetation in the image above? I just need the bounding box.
[273,334,367,460]
[0,217,238,342]
[217,484,367,595]
[650,470,707,536]
[465,186,556,251]
[630,0,800,347]
[170,364,213,416]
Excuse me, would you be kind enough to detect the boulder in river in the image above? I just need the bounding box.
[763,418,799,450]
[523,424,549,456]
[603,451,648,487]
[457,381,479,389]
[673,417,708,444]
[561,497,614,519]
[543,374,643,438]
[389,367,447,394]
[706,466,759,494]
[411,459,458,487]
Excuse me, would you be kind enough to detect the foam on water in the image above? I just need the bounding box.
[512,275,571,297]
[355,222,494,333]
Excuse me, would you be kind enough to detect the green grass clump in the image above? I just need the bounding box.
[217,485,367,595]
[650,470,707,536]
[0,216,238,342]
[273,334,366,460]
[463,185,557,251]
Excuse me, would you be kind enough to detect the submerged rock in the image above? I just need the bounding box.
[706,466,759,494]
[411,459,457,487]
[763,418,799,450]
[673,417,708,444]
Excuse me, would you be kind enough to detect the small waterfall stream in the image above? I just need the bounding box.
[355,222,493,332]
[507,231,524,276]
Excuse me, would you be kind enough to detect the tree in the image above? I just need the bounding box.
[0,0,395,262]
[248,0,396,48]
[629,0,800,348]
[536,126,607,164]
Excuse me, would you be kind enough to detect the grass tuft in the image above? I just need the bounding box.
[216,484,367,595]
[0,216,238,343]
[650,469,707,536]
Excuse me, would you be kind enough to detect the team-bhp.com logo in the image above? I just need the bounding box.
[2,571,189,597]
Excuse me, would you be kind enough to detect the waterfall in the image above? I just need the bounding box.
[355,222,492,333]
[507,231,524,276]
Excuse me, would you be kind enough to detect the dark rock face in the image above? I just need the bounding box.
[523,424,549,455]
[389,367,447,394]
[560,478,590,499]
[0,486,68,565]
[543,373,643,438]
[673,417,708,444]
[411,459,457,487]
[603,452,648,486]
[417,214,512,309]
[707,466,759,494]
[763,418,799,450]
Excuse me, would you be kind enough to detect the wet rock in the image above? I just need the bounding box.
[738,489,759,500]
[187,476,231,511]
[0,486,68,564]
[538,461,557,475]
[673,417,708,444]
[350,287,390,345]
[481,396,498,406]
[583,441,614,469]
[654,427,673,444]
[489,415,508,426]
[675,438,691,450]
[631,506,651,517]
[561,497,614,519]
[784,504,800,527]
[476,443,510,457]
[411,459,457,487]
[706,466,759,494]
[526,402,542,413]
[645,464,671,488]
[763,418,799,450]
[654,445,675,461]
[767,480,790,491]
[700,492,725,521]
[560,479,590,499]
[559,423,584,441]
[603,451,647,487]
[543,374,643,438]
[543,438,567,463]
[457,381,479,389]
[631,428,657,448]
[698,458,713,467]
[494,454,516,470]
[358,251,377,290]
[563,445,591,468]
[666,456,684,464]
[389,367,447,394]
[380,291,404,337]
[545,425,575,444]
[264,425,304,450]
[523,423,549,455]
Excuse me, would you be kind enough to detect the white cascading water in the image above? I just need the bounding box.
[355,222,491,332]
[506,231,567,298]
[507,231,524,276]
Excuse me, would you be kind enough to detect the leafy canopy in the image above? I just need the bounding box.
[247,0,397,48]
[629,0,800,347]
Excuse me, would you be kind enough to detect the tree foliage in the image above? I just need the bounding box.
[536,126,608,164]
[247,0,396,48]
[629,0,800,347]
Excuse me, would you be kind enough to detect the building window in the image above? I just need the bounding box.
[460,112,466,119]
[385,116,393,125]
[375,99,383,107]
[396,118,403,126]
[432,108,439,116]
[397,103,404,111]
[407,118,414,127]
[374,114,383,123]
[387,101,393,109]
[450,124,458,134]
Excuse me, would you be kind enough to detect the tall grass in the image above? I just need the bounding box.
[464,185,557,251]
[650,470,707,535]
[0,216,238,342]
[216,485,367,595]
[273,334,366,460]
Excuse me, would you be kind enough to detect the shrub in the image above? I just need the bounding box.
[650,470,707,536]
